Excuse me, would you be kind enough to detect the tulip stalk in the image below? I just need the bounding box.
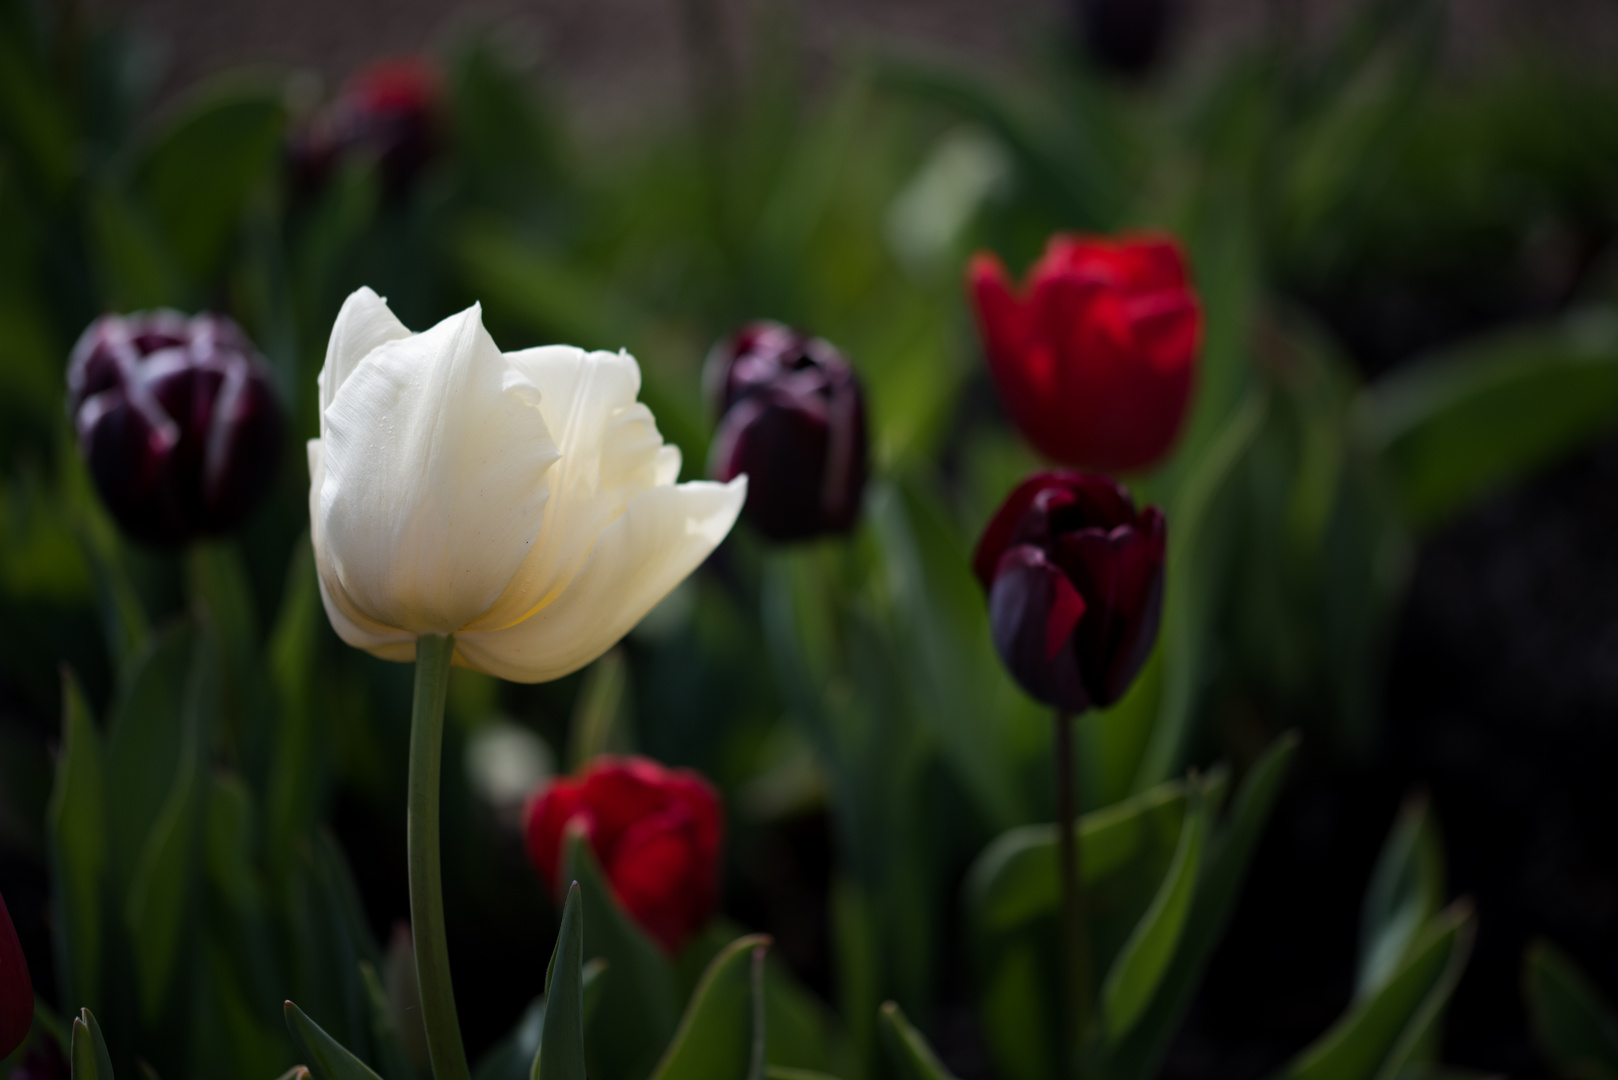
[1053,709,1093,1079]
[409,633,472,1080]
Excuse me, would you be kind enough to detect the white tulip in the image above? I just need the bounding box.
[309,287,746,681]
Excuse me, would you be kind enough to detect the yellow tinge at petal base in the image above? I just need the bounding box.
[309,287,746,678]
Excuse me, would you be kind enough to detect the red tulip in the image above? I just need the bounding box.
[968,233,1201,473]
[974,471,1165,713]
[1,888,34,1060]
[289,56,440,193]
[524,756,722,953]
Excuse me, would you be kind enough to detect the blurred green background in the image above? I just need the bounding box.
[5,1,1618,1078]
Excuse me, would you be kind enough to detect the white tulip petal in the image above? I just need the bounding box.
[308,438,418,658]
[456,477,746,682]
[318,287,412,440]
[320,304,561,633]
[465,346,677,632]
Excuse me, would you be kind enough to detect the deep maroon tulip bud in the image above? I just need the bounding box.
[705,322,869,543]
[1075,0,1175,77]
[974,471,1165,713]
[67,311,284,547]
[1,888,33,1060]
[290,57,440,193]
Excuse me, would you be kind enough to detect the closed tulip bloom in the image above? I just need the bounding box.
[524,756,722,953]
[969,234,1200,473]
[1,888,33,1059]
[309,288,745,681]
[974,471,1165,713]
[67,310,284,546]
[290,56,440,192]
[705,321,868,542]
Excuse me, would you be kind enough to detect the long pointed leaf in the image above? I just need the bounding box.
[1524,941,1618,1080]
[649,936,770,1080]
[878,1002,958,1080]
[1102,791,1207,1040]
[562,829,679,1080]
[48,667,106,1016]
[283,1000,383,1080]
[70,1009,116,1080]
[536,882,587,1080]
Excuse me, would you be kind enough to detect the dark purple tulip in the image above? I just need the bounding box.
[706,321,868,543]
[973,471,1165,713]
[68,310,284,547]
[1075,0,1175,77]
[1,888,32,1060]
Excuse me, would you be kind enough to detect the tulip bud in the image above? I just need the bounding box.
[974,471,1165,713]
[289,56,440,193]
[1074,0,1175,77]
[67,311,285,547]
[1,888,34,1060]
[969,233,1201,474]
[524,756,722,953]
[705,322,869,543]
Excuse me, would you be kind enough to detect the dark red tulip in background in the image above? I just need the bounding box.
[289,56,440,192]
[969,233,1201,473]
[974,471,1166,713]
[525,756,722,954]
[707,321,869,543]
[1,887,34,1060]
[68,311,284,547]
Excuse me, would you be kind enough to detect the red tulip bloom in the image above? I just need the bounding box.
[969,234,1201,473]
[1,888,34,1060]
[974,471,1165,713]
[524,756,722,953]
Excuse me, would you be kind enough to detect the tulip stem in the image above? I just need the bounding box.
[1053,709,1093,1078]
[409,633,472,1080]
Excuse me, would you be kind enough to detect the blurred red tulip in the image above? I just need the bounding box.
[1,888,34,1060]
[290,56,441,192]
[974,471,1165,713]
[969,234,1200,473]
[524,756,722,953]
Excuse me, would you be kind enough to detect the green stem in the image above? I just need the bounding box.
[1053,709,1092,1079]
[409,633,471,1080]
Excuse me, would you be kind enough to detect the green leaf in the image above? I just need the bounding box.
[48,667,107,1017]
[649,936,769,1080]
[283,1000,384,1080]
[70,1009,117,1080]
[1135,388,1270,788]
[1109,733,1299,1080]
[1358,796,1444,998]
[1524,941,1618,1080]
[964,777,1197,1080]
[1271,902,1475,1080]
[1102,791,1208,1040]
[135,84,285,282]
[266,540,326,874]
[359,962,420,1080]
[766,1070,841,1080]
[567,649,632,770]
[877,1001,958,1080]
[1357,308,1618,531]
[475,996,546,1080]
[537,882,588,1080]
[105,623,194,892]
[124,628,219,1021]
[561,831,680,1080]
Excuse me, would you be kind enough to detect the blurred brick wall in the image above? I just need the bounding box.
[90,0,1618,141]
